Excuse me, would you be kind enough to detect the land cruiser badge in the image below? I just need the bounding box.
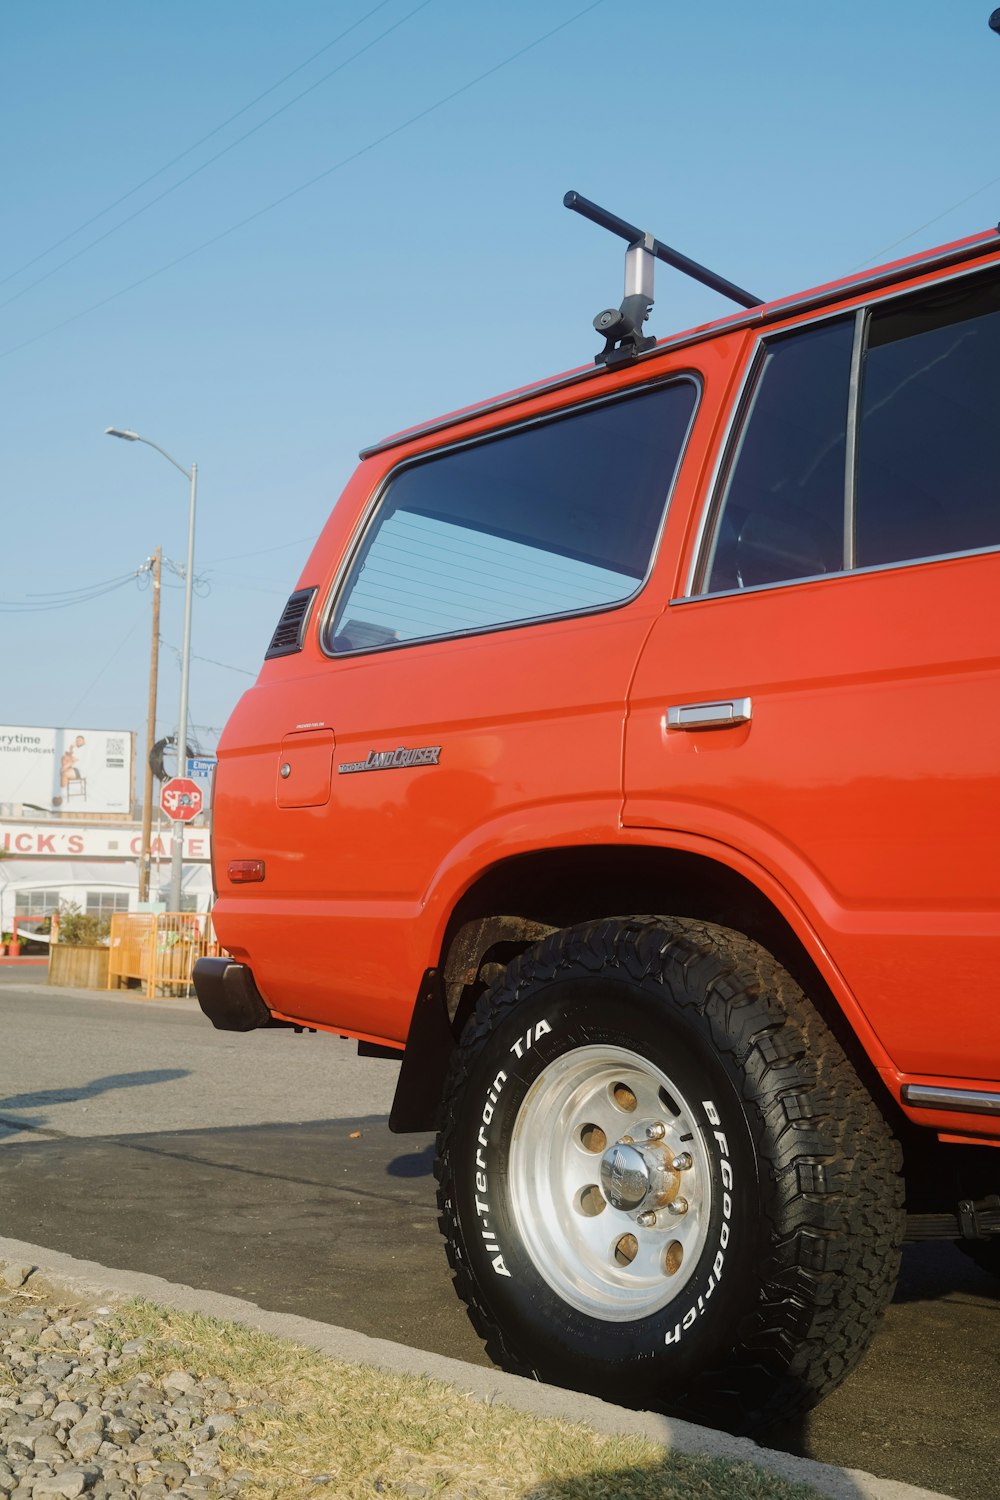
[338,746,442,775]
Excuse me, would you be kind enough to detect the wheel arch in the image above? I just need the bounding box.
[390,840,902,1135]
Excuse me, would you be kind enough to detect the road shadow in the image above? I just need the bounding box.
[0,1069,190,1138]
[892,1238,1000,1306]
[0,1112,487,1368]
[386,1141,435,1178]
[0,1114,994,1499]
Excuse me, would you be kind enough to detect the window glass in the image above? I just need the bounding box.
[14,889,60,916]
[327,382,697,653]
[85,891,130,918]
[703,318,854,593]
[856,270,1000,567]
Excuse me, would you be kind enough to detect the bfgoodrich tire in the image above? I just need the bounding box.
[435,917,904,1431]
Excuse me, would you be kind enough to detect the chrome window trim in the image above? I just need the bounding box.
[843,308,867,571]
[673,541,1000,607]
[320,374,702,661]
[683,344,762,598]
[359,234,999,462]
[684,256,1000,600]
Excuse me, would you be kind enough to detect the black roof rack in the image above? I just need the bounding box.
[563,190,763,368]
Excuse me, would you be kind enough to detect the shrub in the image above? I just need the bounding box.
[57,901,111,946]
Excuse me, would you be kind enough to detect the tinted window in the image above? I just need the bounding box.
[856,271,1000,567]
[703,318,854,593]
[327,382,697,653]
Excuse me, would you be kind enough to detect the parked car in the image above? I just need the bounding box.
[195,194,1000,1431]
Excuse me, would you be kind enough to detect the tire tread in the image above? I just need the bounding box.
[435,916,904,1427]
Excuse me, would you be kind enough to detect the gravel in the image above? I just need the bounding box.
[0,1264,254,1500]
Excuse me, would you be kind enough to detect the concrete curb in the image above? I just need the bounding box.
[0,1235,953,1500]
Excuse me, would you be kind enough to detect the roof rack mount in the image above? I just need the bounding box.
[564,190,763,368]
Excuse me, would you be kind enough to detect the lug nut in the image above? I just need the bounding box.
[671,1153,693,1171]
[619,1135,634,1146]
[646,1122,666,1141]
[636,1211,657,1228]
[667,1197,689,1216]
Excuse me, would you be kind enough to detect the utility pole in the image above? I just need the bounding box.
[138,547,161,903]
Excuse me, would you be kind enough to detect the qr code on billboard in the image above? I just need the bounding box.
[105,736,126,767]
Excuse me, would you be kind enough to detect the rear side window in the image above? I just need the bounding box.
[698,263,1000,594]
[326,381,697,654]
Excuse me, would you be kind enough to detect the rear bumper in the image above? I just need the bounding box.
[193,956,284,1031]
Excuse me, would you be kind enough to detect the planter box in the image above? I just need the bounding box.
[48,943,110,990]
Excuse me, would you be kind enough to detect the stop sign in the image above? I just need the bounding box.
[160,776,203,822]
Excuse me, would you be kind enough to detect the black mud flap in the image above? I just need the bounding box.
[388,969,456,1134]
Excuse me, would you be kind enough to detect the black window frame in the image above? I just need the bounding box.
[320,376,701,659]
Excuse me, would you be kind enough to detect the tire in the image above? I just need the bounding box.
[435,916,904,1431]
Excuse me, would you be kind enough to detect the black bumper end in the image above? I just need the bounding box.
[193,956,280,1031]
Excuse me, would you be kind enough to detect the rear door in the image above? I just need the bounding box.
[237,377,700,1039]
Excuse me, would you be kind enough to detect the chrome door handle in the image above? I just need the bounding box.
[666,697,752,731]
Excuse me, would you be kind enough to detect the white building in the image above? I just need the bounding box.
[0,818,212,933]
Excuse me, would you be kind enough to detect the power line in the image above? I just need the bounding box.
[0,571,144,611]
[195,653,257,678]
[64,618,142,723]
[852,172,1000,271]
[200,534,318,565]
[22,570,142,599]
[162,640,257,677]
[0,0,608,363]
[200,572,288,596]
[0,0,435,314]
[0,0,399,290]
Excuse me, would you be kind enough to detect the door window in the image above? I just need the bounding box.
[701,319,854,593]
[697,265,1000,593]
[856,273,1000,567]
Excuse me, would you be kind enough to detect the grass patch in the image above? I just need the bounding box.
[84,1299,826,1500]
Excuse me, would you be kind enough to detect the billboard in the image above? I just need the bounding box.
[0,726,133,815]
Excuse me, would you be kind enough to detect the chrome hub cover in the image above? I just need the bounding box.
[600,1136,681,1213]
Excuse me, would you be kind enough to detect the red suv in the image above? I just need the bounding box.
[195,194,1000,1431]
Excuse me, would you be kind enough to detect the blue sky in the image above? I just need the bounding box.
[2,1,998,776]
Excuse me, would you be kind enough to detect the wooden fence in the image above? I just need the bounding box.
[49,943,110,989]
[108,911,220,997]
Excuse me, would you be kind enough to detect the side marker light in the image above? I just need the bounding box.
[229,860,265,883]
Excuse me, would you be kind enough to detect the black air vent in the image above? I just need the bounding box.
[265,587,317,659]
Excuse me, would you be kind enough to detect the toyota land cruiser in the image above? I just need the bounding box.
[194,192,1000,1430]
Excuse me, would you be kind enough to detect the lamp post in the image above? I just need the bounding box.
[106,427,197,914]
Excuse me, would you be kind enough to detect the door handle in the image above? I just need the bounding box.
[666,697,752,731]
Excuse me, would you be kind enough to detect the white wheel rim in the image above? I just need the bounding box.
[508,1044,713,1320]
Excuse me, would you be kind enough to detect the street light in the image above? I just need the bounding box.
[106,426,198,914]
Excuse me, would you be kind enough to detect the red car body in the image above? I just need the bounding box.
[196,218,1000,1426]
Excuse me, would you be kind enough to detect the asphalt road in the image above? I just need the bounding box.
[1,971,997,1500]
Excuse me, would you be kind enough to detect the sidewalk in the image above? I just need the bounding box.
[0,1235,953,1500]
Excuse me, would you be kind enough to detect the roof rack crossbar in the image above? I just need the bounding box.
[565,189,763,367]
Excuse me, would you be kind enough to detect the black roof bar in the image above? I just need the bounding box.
[565,190,763,366]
